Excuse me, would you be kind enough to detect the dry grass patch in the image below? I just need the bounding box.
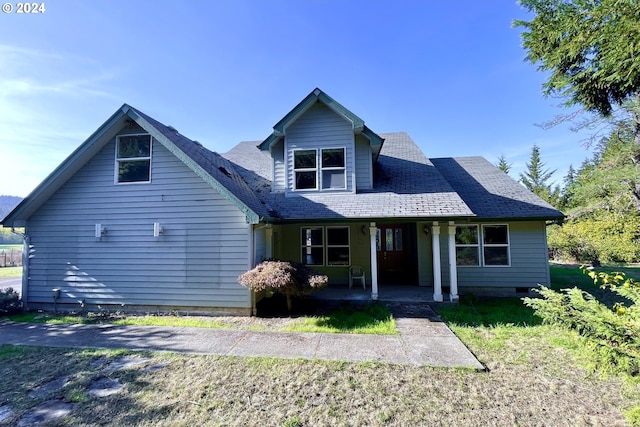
[0,332,636,426]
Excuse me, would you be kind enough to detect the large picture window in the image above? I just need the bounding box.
[293,149,317,190]
[301,226,350,266]
[455,224,510,267]
[116,134,152,183]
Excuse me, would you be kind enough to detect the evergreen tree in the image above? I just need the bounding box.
[519,144,557,203]
[496,154,512,174]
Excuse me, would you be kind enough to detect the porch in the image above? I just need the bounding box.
[307,284,450,303]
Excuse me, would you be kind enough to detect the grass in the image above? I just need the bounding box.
[0,266,21,278]
[1,263,639,425]
[4,302,398,335]
[282,302,397,335]
[0,315,637,426]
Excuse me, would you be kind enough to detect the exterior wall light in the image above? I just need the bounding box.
[95,224,107,240]
[153,222,164,238]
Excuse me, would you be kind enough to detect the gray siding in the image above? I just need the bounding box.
[355,134,373,190]
[285,103,355,193]
[26,128,251,311]
[453,221,551,289]
[271,139,285,192]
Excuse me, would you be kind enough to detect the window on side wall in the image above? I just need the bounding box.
[321,148,345,190]
[116,134,152,183]
[483,225,510,266]
[455,225,479,266]
[293,149,317,190]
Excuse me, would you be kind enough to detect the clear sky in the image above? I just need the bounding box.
[0,0,594,198]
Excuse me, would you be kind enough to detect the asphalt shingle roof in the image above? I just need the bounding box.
[222,132,563,221]
[132,107,272,219]
[430,156,563,219]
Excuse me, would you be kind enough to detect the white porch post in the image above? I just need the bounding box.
[432,221,443,302]
[369,222,378,300]
[265,225,273,259]
[448,221,459,301]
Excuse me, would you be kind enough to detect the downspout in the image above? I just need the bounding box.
[11,227,29,308]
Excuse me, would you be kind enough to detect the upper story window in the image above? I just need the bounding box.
[321,148,345,190]
[293,147,346,191]
[116,134,152,183]
[294,149,317,190]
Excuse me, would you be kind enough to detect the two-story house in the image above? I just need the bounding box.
[2,88,563,315]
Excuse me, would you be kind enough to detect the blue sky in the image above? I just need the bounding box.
[0,0,593,197]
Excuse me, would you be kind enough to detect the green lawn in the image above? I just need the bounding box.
[0,266,21,278]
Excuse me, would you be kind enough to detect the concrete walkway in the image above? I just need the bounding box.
[0,305,484,370]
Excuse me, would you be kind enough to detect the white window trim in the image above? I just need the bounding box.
[455,224,480,267]
[320,147,346,190]
[115,133,153,185]
[326,225,350,266]
[482,224,511,267]
[454,224,511,267]
[300,226,351,267]
[301,226,323,266]
[292,148,318,191]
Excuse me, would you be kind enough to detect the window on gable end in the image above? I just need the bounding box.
[321,148,345,190]
[294,149,317,190]
[116,134,152,183]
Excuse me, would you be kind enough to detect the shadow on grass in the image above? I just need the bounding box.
[256,293,393,333]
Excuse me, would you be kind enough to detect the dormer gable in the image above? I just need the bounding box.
[258,88,384,195]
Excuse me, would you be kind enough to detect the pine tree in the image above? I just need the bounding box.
[496,154,512,174]
[519,144,557,203]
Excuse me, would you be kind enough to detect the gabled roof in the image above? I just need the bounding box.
[224,132,564,221]
[258,88,384,158]
[224,132,475,220]
[2,104,269,227]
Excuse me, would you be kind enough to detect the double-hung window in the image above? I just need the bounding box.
[482,225,510,266]
[116,134,152,183]
[293,149,317,190]
[301,226,350,266]
[455,225,480,266]
[321,148,345,189]
[293,148,346,191]
[455,224,510,267]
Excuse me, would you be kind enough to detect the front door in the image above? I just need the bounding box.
[376,224,413,284]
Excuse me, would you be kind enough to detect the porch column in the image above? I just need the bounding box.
[265,225,273,259]
[432,221,443,302]
[369,222,378,300]
[447,221,459,301]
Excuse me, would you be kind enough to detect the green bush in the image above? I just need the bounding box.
[0,287,23,315]
[523,267,640,376]
[238,260,328,311]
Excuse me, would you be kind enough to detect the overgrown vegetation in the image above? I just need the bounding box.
[0,287,22,315]
[524,267,640,377]
[238,259,328,311]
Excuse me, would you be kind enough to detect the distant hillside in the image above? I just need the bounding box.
[0,195,23,220]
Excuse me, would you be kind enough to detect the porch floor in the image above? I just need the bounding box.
[308,284,443,303]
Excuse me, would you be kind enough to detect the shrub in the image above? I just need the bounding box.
[523,267,640,376]
[238,260,328,311]
[0,287,23,315]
